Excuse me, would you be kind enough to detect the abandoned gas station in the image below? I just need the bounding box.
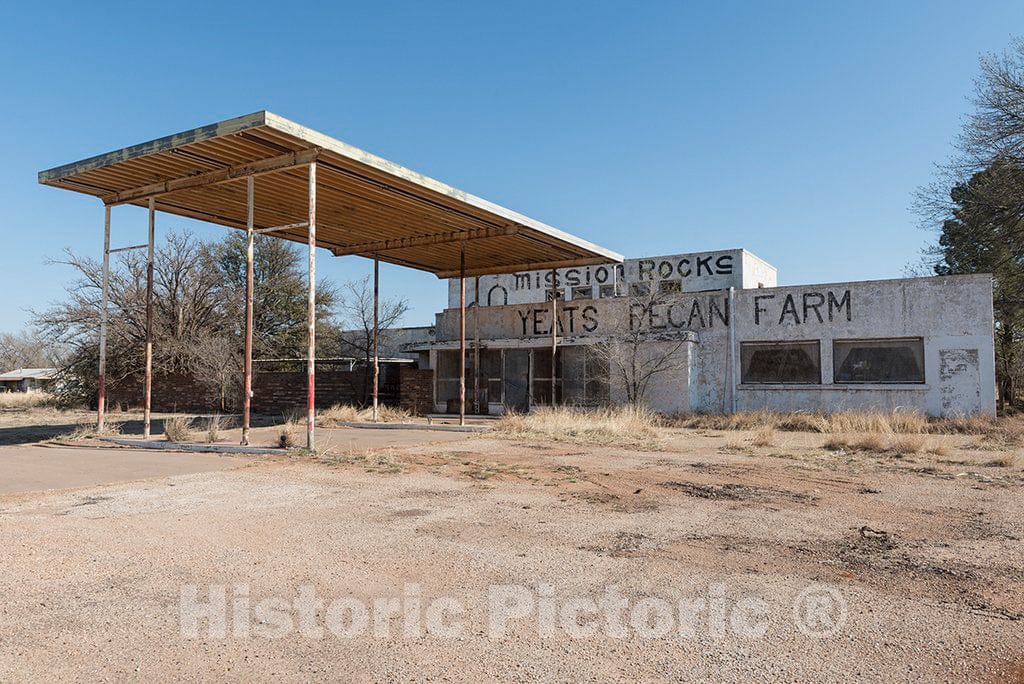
[39,112,997,441]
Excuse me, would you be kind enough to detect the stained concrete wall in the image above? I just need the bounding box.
[423,273,995,417]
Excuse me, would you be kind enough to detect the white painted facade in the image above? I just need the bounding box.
[408,251,995,417]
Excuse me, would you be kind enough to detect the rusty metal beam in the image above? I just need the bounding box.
[104,148,321,206]
[241,176,255,446]
[330,226,518,257]
[97,205,111,432]
[306,162,317,450]
[459,241,466,427]
[550,268,557,406]
[142,198,155,439]
[473,276,480,415]
[372,253,380,423]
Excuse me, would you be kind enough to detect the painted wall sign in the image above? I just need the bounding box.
[752,290,851,325]
[448,249,771,309]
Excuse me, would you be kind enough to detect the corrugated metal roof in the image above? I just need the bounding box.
[0,368,57,381]
[39,111,622,278]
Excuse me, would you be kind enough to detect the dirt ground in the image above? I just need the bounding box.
[0,421,1021,681]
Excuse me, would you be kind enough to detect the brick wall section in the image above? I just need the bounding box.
[399,366,433,416]
[106,373,224,413]
[252,370,367,415]
[106,365,429,414]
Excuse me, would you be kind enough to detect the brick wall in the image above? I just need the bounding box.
[252,370,367,414]
[106,373,226,413]
[399,366,433,416]
[106,364,429,415]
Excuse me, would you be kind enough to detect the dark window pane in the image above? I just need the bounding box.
[630,283,651,297]
[572,286,594,300]
[834,339,924,383]
[741,342,821,384]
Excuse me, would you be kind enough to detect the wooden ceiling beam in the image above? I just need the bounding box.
[104,148,321,206]
[434,256,612,280]
[330,226,518,257]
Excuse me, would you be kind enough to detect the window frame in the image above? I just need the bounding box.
[832,337,926,385]
[571,285,594,301]
[740,339,822,385]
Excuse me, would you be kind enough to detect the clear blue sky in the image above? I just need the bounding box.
[2,1,1021,331]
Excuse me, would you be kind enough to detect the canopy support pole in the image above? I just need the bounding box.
[142,198,155,439]
[372,253,380,422]
[241,176,254,445]
[473,276,480,415]
[550,268,557,406]
[97,205,111,432]
[307,163,317,450]
[459,242,466,427]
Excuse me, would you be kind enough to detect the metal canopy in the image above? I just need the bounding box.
[38,111,623,277]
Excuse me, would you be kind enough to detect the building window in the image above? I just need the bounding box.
[545,288,564,301]
[571,285,594,300]
[599,283,623,298]
[629,282,650,297]
[741,341,821,384]
[658,280,682,295]
[833,338,925,384]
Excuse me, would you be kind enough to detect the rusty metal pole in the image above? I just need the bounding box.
[459,242,466,426]
[473,276,480,415]
[143,198,155,439]
[306,163,317,450]
[372,253,380,422]
[97,205,111,432]
[241,176,255,445]
[550,268,557,406]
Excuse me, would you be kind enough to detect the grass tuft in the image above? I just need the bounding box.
[205,414,226,443]
[750,427,776,447]
[163,415,193,442]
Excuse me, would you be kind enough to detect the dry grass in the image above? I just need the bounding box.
[493,405,661,448]
[317,403,411,426]
[822,432,951,458]
[983,454,1018,468]
[318,447,406,473]
[61,419,122,440]
[669,409,1022,443]
[204,414,226,444]
[278,419,299,449]
[0,391,57,410]
[163,416,192,442]
[750,427,776,447]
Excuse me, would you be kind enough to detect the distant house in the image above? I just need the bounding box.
[0,368,56,393]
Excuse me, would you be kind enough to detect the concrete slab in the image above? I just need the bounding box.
[0,445,247,495]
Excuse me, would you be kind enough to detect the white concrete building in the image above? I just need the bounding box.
[403,249,996,417]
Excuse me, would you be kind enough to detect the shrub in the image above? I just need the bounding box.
[163,415,193,442]
[750,427,776,447]
[205,414,226,443]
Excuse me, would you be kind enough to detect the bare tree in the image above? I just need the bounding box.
[0,330,58,372]
[591,287,691,406]
[34,229,340,408]
[334,275,410,403]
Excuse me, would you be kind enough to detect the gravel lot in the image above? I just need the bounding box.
[0,427,1021,681]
